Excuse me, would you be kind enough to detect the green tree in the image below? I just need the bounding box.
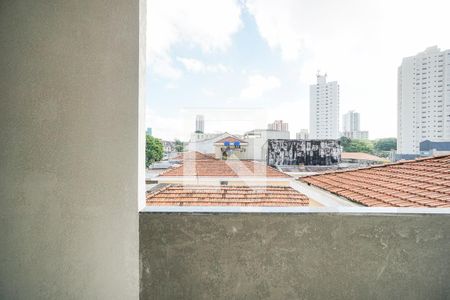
[174,139,184,153]
[347,139,374,153]
[146,136,163,168]
[339,136,352,149]
[374,138,397,152]
[342,138,374,154]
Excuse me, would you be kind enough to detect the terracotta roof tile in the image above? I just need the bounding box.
[341,152,389,162]
[160,158,289,178]
[146,185,309,207]
[172,151,216,161]
[301,155,450,208]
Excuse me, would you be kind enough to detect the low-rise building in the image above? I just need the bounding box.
[420,140,450,156]
[243,129,290,161]
[156,153,291,186]
[188,132,239,154]
[340,152,388,166]
[214,136,248,160]
[147,185,309,207]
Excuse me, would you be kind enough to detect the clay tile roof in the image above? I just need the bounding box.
[146,185,309,206]
[300,155,450,208]
[160,158,289,178]
[341,152,389,162]
[172,151,216,161]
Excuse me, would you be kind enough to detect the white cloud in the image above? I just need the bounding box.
[240,74,281,99]
[151,55,182,80]
[146,108,188,141]
[245,0,450,138]
[147,0,242,79]
[202,88,215,97]
[245,0,304,61]
[245,0,378,61]
[177,57,229,73]
[165,82,178,89]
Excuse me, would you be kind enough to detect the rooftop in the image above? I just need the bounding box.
[300,155,450,208]
[172,151,216,161]
[215,135,247,144]
[341,152,389,162]
[160,157,289,178]
[146,185,309,206]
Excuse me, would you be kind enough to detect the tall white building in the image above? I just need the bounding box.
[342,110,369,140]
[195,115,204,133]
[309,73,339,139]
[296,129,309,140]
[268,120,289,132]
[397,46,450,154]
[343,110,360,132]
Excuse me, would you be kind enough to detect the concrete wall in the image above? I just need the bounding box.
[140,213,450,299]
[0,1,140,298]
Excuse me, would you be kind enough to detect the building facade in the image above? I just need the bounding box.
[243,129,290,161]
[343,110,360,132]
[419,140,450,156]
[296,129,309,140]
[397,46,450,154]
[268,120,289,132]
[309,73,339,139]
[195,115,204,133]
[342,110,369,140]
[342,130,369,140]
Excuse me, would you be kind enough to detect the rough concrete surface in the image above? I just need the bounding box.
[0,1,139,298]
[140,213,450,300]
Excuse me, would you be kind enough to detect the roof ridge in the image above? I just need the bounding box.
[303,154,450,178]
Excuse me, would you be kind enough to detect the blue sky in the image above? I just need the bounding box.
[146,0,450,141]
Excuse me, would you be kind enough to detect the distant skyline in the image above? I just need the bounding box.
[146,0,450,141]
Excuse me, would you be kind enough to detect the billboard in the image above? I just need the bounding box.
[267,139,341,166]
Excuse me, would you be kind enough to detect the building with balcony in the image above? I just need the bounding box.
[397,46,450,154]
[342,110,369,140]
[309,73,340,139]
[267,120,289,132]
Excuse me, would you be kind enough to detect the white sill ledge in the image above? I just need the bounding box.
[140,206,450,214]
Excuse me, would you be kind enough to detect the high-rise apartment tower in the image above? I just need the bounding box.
[397,46,450,154]
[309,73,339,139]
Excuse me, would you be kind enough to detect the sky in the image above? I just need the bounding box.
[146,0,450,141]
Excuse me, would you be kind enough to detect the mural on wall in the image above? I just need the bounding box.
[267,139,341,166]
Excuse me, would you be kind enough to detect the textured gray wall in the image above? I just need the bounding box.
[140,213,450,299]
[0,1,139,298]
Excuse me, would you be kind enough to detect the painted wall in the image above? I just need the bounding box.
[267,139,341,166]
[140,213,450,299]
[243,130,290,160]
[0,1,140,298]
